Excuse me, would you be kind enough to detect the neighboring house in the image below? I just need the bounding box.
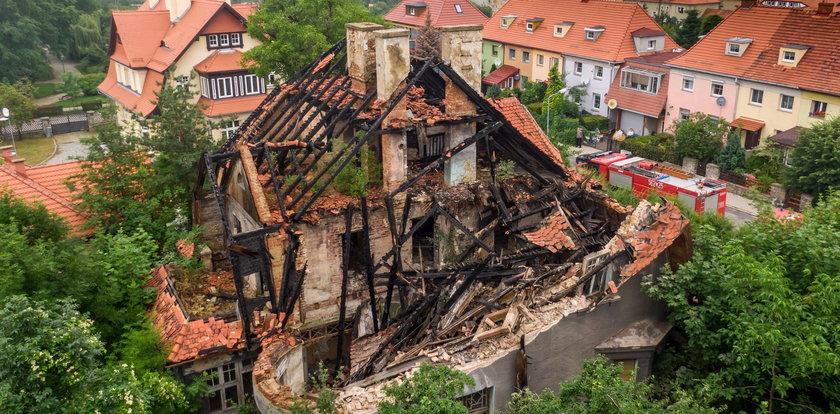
[0,146,90,237]
[481,0,679,118]
[664,2,840,148]
[152,23,691,414]
[97,0,264,141]
[627,0,722,20]
[767,126,803,166]
[383,0,488,49]
[701,8,733,18]
[606,51,683,136]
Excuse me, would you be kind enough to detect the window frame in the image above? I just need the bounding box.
[782,50,796,62]
[677,6,686,12]
[749,88,764,105]
[550,57,560,68]
[408,6,416,15]
[508,48,516,61]
[779,94,794,111]
[526,22,534,32]
[594,65,604,79]
[647,39,656,50]
[216,77,234,98]
[574,61,583,75]
[620,69,661,94]
[679,108,691,120]
[710,82,724,97]
[208,34,219,48]
[727,43,740,55]
[682,76,694,92]
[537,54,544,66]
[219,33,230,47]
[522,50,530,63]
[592,92,602,110]
[491,44,499,57]
[244,74,261,95]
[231,32,242,47]
[454,4,463,13]
[585,31,596,40]
[811,100,828,117]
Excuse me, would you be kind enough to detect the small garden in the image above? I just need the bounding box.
[13,136,56,165]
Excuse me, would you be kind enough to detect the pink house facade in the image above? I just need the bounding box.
[663,68,738,131]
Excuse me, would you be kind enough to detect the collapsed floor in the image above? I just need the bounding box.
[161,23,692,413]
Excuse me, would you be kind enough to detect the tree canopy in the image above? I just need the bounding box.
[675,10,702,48]
[672,113,727,162]
[243,0,380,80]
[785,115,840,197]
[644,191,840,413]
[0,80,37,130]
[378,363,475,414]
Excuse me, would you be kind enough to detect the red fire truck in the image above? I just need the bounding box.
[576,151,628,180]
[606,157,727,215]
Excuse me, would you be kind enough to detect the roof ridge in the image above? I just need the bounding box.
[0,164,82,214]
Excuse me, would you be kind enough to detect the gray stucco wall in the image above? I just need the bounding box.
[463,256,668,413]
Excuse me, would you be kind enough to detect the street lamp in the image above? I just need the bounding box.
[545,87,569,134]
[0,107,16,157]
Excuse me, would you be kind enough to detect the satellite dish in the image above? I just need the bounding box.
[1,108,8,117]
[716,96,726,106]
[494,58,502,66]
[607,99,618,109]
[581,77,590,86]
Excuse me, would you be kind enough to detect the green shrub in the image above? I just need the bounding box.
[80,73,106,97]
[620,138,680,164]
[485,84,502,98]
[526,102,543,116]
[80,101,103,111]
[581,114,609,132]
[36,105,63,117]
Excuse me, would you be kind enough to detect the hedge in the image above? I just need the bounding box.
[620,138,680,164]
[581,114,609,131]
[80,101,103,111]
[36,106,64,117]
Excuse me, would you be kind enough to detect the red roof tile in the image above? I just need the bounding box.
[620,203,689,277]
[195,50,245,73]
[0,158,89,236]
[606,60,671,117]
[631,27,665,37]
[483,65,519,85]
[731,116,765,131]
[109,10,171,69]
[666,6,840,97]
[149,265,246,364]
[523,210,576,252]
[384,0,489,28]
[198,95,265,117]
[701,8,733,19]
[488,97,566,167]
[483,0,679,63]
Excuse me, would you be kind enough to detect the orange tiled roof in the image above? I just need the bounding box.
[523,210,577,252]
[97,61,164,117]
[384,0,489,28]
[731,116,765,131]
[605,59,672,117]
[149,265,245,364]
[666,6,840,97]
[488,97,567,167]
[483,0,679,63]
[198,95,265,117]
[0,159,90,237]
[195,50,245,73]
[109,10,171,68]
[483,64,519,85]
[620,203,689,277]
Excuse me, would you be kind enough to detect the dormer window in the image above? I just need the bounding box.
[454,4,462,13]
[554,21,574,37]
[525,18,543,33]
[778,44,809,67]
[406,2,426,16]
[500,15,517,28]
[584,26,605,41]
[725,37,752,57]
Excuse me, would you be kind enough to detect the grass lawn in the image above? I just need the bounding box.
[55,95,109,109]
[33,83,62,99]
[13,136,55,165]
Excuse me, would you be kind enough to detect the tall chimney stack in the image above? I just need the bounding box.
[346,23,384,95]
[816,2,834,15]
[12,159,27,177]
[0,146,14,164]
[374,28,411,102]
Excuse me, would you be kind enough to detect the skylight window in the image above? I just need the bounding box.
[454,4,463,13]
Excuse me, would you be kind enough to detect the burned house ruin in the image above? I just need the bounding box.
[152,23,692,413]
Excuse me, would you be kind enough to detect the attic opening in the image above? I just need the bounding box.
[343,229,366,274]
[411,217,436,271]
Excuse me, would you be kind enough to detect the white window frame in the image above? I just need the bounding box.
[711,82,724,97]
[200,76,210,98]
[491,45,499,57]
[782,50,795,62]
[221,119,241,140]
[727,43,740,55]
[408,7,416,15]
[454,4,463,13]
[750,88,764,105]
[208,34,219,48]
[522,50,530,63]
[620,68,661,94]
[682,76,694,92]
[592,92,602,110]
[680,108,691,120]
[244,74,261,95]
[508,48,516,61]
[526,22,534,32]
[779,94,794,111]
[537,54,544,66]
[647,40,656,50]
[555,26,563,36]
[219,33,230,47]
[574,61,583,75]
[231,32,242,47]
[586,31,596,40]
[216,77,234,98]
[812,100,828,115]
[594,65,604,79]
[202,358,254,413]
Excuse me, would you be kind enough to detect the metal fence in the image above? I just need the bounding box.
[0,112,104,140]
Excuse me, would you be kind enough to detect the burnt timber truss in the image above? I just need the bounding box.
[198,39,624,379]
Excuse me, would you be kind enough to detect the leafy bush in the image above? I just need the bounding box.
[714,135,746,171]
[785,115,840,196]
[327,138,382,197]
[379,363,475,414]
[745,142,785,183]
[673,113,727,162]
[581,114,609,132]
[520,79,547,105]
[36,105,64,117]
[81,100,103,111]
[80,73,106,96]
[526,102,543,115]
[620,138,680,164]
[485,84,502,98]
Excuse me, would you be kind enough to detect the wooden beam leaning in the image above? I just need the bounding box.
[360,196,379,333]
[436,204,494,254]
[336,204,354,371]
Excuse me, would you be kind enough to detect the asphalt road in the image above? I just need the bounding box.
[725,207,757,227]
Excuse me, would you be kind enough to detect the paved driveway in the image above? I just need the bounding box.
[42,132,91,165]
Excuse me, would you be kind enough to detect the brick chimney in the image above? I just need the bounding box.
[12,159,27,177]
[816,2,834,15]
[373,28,411,102]
[346,22,384,95]
[740,0,756,8]
[0,145,14,164]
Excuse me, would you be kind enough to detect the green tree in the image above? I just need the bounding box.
[244,0,378,80]
[785,116,840,197]
[0,295,192,414]
[672,113,727,162]
[0,80,37,132]
[644,192,840,413]
[61,72,85,101]
[485,84,502,98]
[508,356,718,414]
[520,79,547,106]
[713,133,745,171]
[378,363,475,414]
[543,63,566,116]
[700,14,724,35]
[675,10,702,48]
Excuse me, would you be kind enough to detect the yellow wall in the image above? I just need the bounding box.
[798,91,840,128]
[633,0,719,20]
[530,50,563,82]
[734,83,800,140]
[504,45,533,81]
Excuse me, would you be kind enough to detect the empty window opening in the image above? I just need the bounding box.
[412,217,436,271]
[343,229,366,274]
